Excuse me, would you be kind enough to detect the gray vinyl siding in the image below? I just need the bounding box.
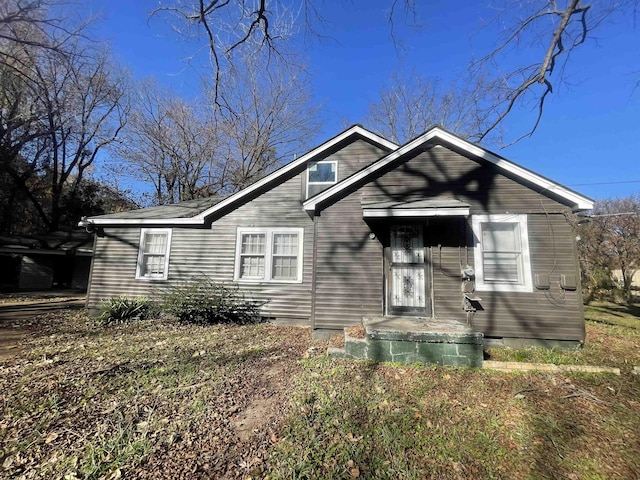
[361,145,570,213]
[314,193,384,329]
[313,144,585,341]
[87,137,388,321]
[88,172,314,322]
[431,214,584,341]
[303,139,389,199]
[87,137,586,341]
[309,139,390,327]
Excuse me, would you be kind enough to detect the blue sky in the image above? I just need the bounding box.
[82,1,639,201]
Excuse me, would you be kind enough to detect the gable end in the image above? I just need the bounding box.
[303,127,594,214]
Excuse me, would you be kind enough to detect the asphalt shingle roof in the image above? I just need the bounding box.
[90,195,229,220]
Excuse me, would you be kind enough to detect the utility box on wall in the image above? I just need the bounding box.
[534,273,550,290]
[560,274,577,291]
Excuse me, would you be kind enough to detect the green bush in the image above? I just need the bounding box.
[98,295,153,326]
[162,277,266,325]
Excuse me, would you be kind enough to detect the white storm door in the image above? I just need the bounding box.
[388,225,428,315]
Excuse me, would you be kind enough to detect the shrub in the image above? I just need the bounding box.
[162,276,266,325]
[98,295,153,326]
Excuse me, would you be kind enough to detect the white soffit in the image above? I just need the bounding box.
[362,198,470,218]
[88,217,205,226]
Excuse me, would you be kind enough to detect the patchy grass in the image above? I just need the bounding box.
[486,303,640,371]
[0,305,638,479]
[0,311,311,479]
[584,302,640,331]
[269,359,639,479]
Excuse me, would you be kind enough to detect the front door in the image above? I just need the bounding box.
[387,224,430,316]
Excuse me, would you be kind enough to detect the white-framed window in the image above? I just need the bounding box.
[135,228,172,280]
[234,227,304,283]
[472,214,533,292]
[307,160,338,198]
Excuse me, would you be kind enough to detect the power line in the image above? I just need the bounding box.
[567,180,640,186]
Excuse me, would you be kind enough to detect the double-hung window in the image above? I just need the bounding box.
[472,214,532,292]
[307,160,337,198]
[235,228,303,283]
[136,228,172,280]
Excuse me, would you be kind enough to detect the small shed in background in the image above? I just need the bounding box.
[0,231,93,292]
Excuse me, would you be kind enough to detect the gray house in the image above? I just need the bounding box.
[82,125,593,347]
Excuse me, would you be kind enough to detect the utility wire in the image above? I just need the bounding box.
[567,180,640,186]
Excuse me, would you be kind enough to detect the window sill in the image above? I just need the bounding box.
[235,279,303,285]
[135,276,169,281]
[475,283,533,293]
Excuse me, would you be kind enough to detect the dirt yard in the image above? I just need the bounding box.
[0,294,85,361]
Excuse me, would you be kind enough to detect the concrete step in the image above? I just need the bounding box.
[327,320,484,368]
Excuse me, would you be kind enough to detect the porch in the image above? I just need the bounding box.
[328,316,484,367]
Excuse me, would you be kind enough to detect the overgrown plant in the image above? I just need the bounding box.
[162,276,266,325]
[98,296,153,326]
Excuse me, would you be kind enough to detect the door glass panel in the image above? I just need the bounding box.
[391,225,424,263]
[389,225,427,312]
[391,265,426,308]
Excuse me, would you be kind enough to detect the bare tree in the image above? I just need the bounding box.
[154,1,429,103]
[115,58,321,205]
[153,0,301,103]
[472,0,636,144]
[366,70,502,144]
[114,80,223,205]
[578,194,640,301]
[212,58,321,191]
[0,0,88,83]
[158,1,638,145]
[0,20,128,232]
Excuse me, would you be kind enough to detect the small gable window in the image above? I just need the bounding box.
[472,214,532,292]
[136,228,172,280]
[307,160,337,197]
[235,228,303,283]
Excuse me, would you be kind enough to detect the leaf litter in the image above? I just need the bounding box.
[0,310,313,479]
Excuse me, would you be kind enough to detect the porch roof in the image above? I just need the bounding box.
[361,198,470,218]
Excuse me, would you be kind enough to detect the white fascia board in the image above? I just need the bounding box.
[194,126,398,221]
[363,207,470,218]
[87,217,205,226]
[432,129,594,211]
[304,126,594,213]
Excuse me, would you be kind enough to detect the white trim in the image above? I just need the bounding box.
[84,126,396,226]
[363,207,470,218]
[303,126,594,213]
[233,227,304,284]
[306,160,338,198]
[471,214,533,293]
[90,217,204,226]
[135,228,172,281]
[197,126,396,221]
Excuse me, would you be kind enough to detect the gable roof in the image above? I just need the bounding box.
[303,126,594,213]
[85,125,397,226]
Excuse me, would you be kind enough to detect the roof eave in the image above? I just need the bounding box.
[304,126,595,213]
[363,207,470,218]
[82,217,207,226]
[81,126,396,226]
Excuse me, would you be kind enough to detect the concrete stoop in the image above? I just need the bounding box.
[328,316,484,368]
